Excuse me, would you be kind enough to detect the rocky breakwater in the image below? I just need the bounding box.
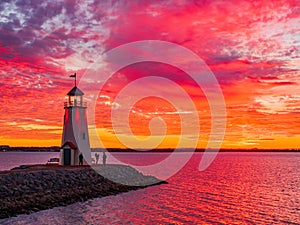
[0,165,166,219]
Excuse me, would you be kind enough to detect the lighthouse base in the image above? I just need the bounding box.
[59,141,89,166]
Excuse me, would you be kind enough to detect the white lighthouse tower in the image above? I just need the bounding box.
[59,73,91,165]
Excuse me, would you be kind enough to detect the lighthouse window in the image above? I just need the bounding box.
[83,133,86,140]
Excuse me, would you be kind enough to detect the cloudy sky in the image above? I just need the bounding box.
[0,0,299,149]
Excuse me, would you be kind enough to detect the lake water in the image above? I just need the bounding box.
[0,152,299,224]
[0,152,59,171]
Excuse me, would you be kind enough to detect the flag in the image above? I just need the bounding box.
[70,73,76,77]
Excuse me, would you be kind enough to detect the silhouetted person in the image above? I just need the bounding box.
[79,153,83,165]
[95,153,99,165]
[102,151,107,165]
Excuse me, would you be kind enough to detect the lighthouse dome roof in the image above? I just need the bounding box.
[67,86,84,96]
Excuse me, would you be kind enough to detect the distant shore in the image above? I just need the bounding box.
[1,146,299,153]
[0,164,166,219]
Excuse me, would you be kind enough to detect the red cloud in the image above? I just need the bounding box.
[0,0,299,147]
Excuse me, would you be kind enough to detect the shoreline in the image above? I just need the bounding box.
[0,164,167,219]
[1,147,300,153]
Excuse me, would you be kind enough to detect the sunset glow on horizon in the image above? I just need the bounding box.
[0,0,300,149]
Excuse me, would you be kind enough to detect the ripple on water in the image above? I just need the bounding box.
[0,153,299,224]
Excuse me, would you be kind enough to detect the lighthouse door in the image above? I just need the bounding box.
[63,148,71,165]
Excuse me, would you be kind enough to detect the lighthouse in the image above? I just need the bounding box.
[59,73,91,165]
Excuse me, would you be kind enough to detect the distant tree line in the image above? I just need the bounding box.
[1,146,59,152]
[1,146,299,152]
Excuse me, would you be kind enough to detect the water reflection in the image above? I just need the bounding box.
[1,153,299,224]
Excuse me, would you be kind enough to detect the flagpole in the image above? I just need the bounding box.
[69,73,77,87]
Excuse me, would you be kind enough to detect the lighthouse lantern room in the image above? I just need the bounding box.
[59,74,91,165]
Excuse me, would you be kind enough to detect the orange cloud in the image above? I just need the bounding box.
[0,0,299,149]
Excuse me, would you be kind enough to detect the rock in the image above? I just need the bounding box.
[0,164,166,219]
[11,165,30,170]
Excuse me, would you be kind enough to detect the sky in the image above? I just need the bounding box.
[0,0,299,149]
